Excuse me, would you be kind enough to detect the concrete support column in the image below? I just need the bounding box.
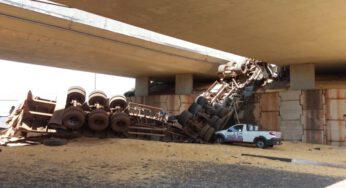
[135,77,149,96]
[290,64,315,90]
[175,74,193,94]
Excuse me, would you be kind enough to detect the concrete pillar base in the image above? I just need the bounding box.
[175,74,193,94]
[135,77,149,96]
[290,64,315,90]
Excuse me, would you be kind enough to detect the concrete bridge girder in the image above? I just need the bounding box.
[0,1,230,79]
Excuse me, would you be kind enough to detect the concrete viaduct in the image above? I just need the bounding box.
[0,0,345,144]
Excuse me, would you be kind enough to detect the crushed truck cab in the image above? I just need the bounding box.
[215,124,282,148]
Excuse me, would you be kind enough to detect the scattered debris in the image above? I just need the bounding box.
[241,153,292,162]
[0,91,57,146]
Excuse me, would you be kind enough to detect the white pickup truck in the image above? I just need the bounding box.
[214,124,282,148]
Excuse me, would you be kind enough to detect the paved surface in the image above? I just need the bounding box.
[0,160,342,188]
[0,139,345,188]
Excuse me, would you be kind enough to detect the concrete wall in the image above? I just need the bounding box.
[244,89,346,145]
[325,89,346,146]
[129,88,346,145]
[279,91,303,141]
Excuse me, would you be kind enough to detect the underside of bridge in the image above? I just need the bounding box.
[54,0,346,67]
[0,0,235,79]
[1,0,346,94]
[50,0,346,92]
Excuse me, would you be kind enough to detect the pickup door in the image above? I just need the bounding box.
[224,124,244,142]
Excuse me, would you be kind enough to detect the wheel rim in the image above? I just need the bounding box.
[257,140,264,148]
[68,117,80,126]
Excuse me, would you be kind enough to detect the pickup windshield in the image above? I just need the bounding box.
[229,125,243,132]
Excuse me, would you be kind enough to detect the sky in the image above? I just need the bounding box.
[0,60,135,116]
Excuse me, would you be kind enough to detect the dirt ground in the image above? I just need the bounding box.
[0,138,345,187]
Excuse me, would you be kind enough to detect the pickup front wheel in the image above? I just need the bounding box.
[215,136,224,144]
[255,139,267,148]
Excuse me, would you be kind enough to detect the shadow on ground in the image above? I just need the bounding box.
[0,160,342,188]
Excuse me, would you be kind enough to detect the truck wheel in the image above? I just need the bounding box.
[188,103,202,115]
[62,106,85,129]
[255,139,267,149]
[215,136,224,144]
[111,112,130,133]
[213,103,222,111]
[88,90,107,107]
[43,138,67,146]
[199,125,209,138]
[204,127,215,142]
[178,111,193,126]
[214,119,224,131]
[208,115,219,127]
[216,107,229,117]
[195,96,208,106]
[109,95,127,109]
[66,86,86,104]
[87,109,109,131]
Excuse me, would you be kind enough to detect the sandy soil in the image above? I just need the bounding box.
[0,138,345,187]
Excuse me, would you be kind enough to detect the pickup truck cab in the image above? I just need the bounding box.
[215,124,282,148]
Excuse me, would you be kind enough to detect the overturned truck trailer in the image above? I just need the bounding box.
[0,88,188,145]
[0,60,277,145]
[177,60,278,142]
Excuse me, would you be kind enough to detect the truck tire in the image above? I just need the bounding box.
[87,109,109,131]
[167,115,177,122]
[66,86,86,104]
[214,118,224,131]
[216,107,229,118]
[199,125,209,138]
[195,96,208,107]
[178,111,193,126]
[204,127,215,142]
[109,95,127,109]
[43,138,67,146]
[188,103,202,115]
[62,106,85,129]
[255,138,267,149]
[88,90,107,107]
[213,103,222,110]
[208,115,219,127]
[111,112,130,133]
